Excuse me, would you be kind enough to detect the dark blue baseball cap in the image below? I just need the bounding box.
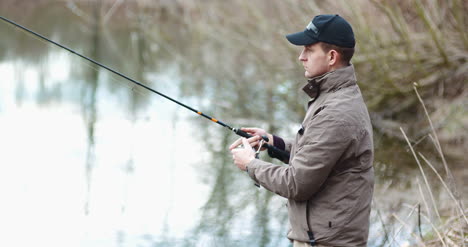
[286,14,355,48]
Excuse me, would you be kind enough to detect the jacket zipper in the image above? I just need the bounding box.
[306,200,317,246]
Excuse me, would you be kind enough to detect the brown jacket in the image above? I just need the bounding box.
[246,65,374,246]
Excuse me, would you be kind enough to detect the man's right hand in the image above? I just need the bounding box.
[239,127,274,151]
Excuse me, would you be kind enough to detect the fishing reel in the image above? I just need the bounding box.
[232,128,290,163]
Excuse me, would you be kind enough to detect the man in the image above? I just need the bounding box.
[230,15,374,247]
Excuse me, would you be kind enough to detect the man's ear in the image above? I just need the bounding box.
[329,50,339,66]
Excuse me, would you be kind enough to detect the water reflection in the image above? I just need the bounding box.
[82,0,101,215]
[0,1,465,247]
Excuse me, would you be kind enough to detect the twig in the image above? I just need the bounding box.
[402,204,449,247]
[66,0,92,23]
[392,213,426,247]
[419,212,449,247]
[373,198,391,246]
[400,127,441,222]
[427,134,461,198]
[413,0,449,65]
[413,85,451,181]
[103,0,123,24]
[418,152,468,225]
[418,204,423,241]
[417,178,432,220]
[387,203,419,247]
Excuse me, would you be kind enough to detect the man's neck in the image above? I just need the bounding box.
[329,63,348,73]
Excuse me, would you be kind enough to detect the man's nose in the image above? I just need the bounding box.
[298,49,307,61]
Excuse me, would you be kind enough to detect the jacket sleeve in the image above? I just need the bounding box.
[247,114,354,201]
[284,139,293,153]
[272,135,293,153]
[269,135,293,164]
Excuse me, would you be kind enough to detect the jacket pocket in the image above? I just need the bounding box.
[293,125,305,155]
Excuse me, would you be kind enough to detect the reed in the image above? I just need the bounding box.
[398,86,466,246]
[1,1,466,245]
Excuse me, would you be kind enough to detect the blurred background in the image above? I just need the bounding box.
[0,0,466,246]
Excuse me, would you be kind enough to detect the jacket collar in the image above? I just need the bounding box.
[302,65,357,99]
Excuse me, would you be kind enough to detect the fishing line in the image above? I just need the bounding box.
[0,15,291,162]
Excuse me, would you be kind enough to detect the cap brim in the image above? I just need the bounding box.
[285,31,318,46]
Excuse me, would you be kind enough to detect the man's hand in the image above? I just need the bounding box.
[238,127,274,151]
[230,137,256,171]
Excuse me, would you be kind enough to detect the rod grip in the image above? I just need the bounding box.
[234,128,252,138]
[264,143,290,163]
[234,129,269,142]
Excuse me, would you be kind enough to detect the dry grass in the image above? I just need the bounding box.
[399,86,466,246]
[1,1,466,245]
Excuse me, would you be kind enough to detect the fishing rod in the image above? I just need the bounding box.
[0,15,290,162]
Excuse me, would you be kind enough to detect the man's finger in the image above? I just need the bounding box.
[241,127,257,134]
[229,138,243,150]
[242,137,252,149]
[241,127,259,134]
[247,135,260,143]
[230,135,259,150]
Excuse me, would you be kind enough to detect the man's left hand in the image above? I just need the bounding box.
[230,137,256,171]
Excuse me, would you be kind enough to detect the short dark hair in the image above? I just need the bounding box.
[319,42,355,65]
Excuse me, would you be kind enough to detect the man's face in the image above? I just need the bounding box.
[298,43,330,78]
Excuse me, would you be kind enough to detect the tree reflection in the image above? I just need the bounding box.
[82,0,102,215]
